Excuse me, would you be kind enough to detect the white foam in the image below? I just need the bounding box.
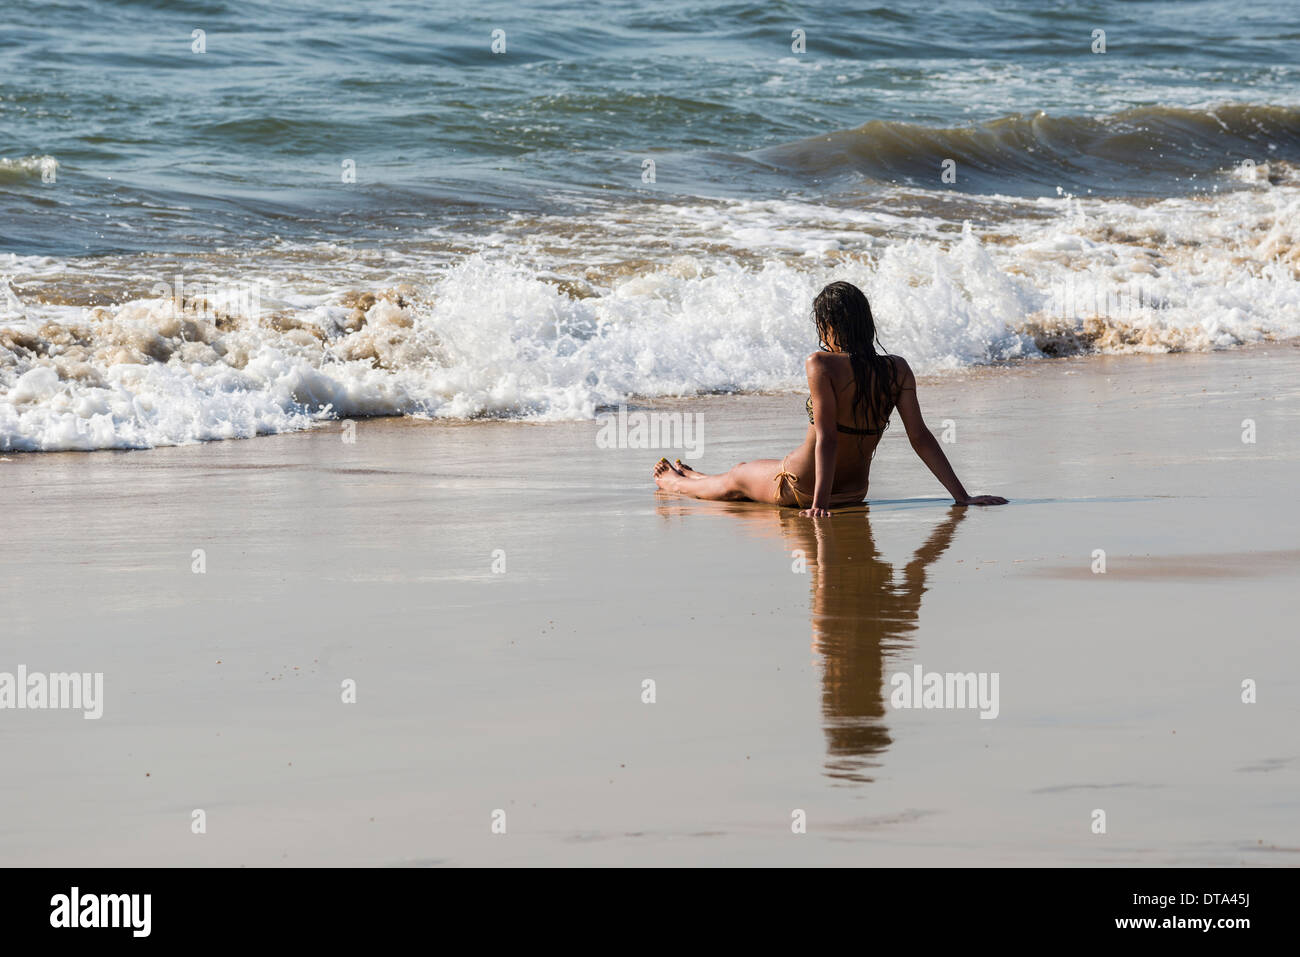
[0,155,58,179]
[3,179,1299,450]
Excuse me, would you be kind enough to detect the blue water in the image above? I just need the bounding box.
[3,0,1299,255]
[3,1,1300,451]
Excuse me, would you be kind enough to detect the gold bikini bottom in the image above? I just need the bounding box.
[772,455,866,509]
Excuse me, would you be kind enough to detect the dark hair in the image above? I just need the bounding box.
[811,281,898,436]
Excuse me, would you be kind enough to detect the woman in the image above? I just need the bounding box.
[652,281,1007,515]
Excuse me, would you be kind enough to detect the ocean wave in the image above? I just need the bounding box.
[0,156,58,182]
[752,105,1300,194]
[2,173,1299,451]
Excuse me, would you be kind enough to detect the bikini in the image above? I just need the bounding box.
[804,395,882,437]
[773,396,885,508]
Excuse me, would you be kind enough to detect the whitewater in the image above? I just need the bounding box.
[3,162,1298,451]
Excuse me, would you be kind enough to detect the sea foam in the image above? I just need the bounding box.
[2,178,1298,451]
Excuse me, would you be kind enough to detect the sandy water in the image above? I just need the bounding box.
[1,346,1296,864]
[4,1,1300,450]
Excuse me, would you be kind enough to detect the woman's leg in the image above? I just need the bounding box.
[653,458,785,503]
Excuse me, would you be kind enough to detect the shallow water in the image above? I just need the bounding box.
[3,1,1300,450]
[2,349,1296,865]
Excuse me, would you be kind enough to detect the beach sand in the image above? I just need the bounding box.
[1,343,1298,866]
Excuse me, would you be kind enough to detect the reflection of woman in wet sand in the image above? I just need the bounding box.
[776,507,967,783]
[653,281,1006,516]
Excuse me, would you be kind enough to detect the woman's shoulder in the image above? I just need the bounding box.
[803,351,841,380]
[885,354,914,378]
[884,354,916,396]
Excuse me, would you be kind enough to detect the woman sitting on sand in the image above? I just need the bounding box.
[653,280,1008,516]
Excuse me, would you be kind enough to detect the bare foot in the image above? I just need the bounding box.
[653,457,686,491]
[675,459,706,479]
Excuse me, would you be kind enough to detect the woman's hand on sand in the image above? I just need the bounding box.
[956,495,1008,506]
[799,506,833,517]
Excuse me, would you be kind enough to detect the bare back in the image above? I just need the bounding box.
[789,352,904,498]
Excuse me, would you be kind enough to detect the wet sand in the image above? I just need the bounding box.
[1,344,1298,866]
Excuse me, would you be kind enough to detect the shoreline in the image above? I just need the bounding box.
[1,342,1297,865]
[3,340,1295,460]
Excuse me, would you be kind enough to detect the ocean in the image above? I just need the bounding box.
[3,0,1299,450]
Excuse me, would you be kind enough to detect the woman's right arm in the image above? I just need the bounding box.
[892,357,1007,506]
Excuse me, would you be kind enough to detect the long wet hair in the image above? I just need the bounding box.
[811,281,898,435]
